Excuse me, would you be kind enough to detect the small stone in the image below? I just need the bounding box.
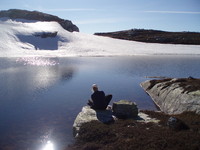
[167,116,189,131]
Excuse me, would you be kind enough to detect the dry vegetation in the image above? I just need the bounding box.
[67,111,200,150]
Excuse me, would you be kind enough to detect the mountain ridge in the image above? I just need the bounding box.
[0,9,79,32]
[95,29,200,45]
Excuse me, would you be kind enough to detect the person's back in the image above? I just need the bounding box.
[88,84,112,110]
[91,90,106,109]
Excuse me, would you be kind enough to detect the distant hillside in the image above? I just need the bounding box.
[0,9,79,32]
[95,29,200,45]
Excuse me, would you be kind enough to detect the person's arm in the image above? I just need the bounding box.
[91,93,94,102]
[102,91,105,97]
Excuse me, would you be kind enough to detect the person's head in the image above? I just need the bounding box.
[92,84,98,92]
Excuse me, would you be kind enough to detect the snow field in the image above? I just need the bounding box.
[0,19,200,57]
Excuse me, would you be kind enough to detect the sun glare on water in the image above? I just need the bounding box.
[16,57,59,66]
[42,141,54,150]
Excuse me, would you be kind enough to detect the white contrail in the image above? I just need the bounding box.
[144,11,200,14]
[39,8,98,12]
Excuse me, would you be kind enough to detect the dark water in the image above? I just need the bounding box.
[0,56,200,150]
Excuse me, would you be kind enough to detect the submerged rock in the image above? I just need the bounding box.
[141,78,200,115]
[73,106,114,137]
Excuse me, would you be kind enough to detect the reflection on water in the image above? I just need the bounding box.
[0,57,76,100]
[0,57,78,150]
[16,57,59,66]
[0,56,200,150]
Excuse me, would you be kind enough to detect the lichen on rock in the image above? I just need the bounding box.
[141,78,200,115]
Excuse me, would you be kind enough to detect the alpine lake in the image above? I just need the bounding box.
[0,55,200,150]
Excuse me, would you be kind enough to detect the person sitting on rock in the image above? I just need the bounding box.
[87,84,112,110]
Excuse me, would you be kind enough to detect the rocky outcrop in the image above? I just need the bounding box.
[95,29,200,45]
[141,78,200,115]
[73,103,159,137]
[59,20,79,32]
[73,106,114,137]
[112,100,138,119]
[0,9,79,32]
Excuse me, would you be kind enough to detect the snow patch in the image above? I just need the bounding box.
[0,19,200,57]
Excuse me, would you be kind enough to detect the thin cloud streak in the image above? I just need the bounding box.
[75,18,127,25]
[144,11,200,14]
[39,8,98,12]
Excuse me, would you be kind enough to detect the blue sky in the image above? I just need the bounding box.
[1,0,200,33]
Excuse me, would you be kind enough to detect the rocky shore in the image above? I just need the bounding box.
[68,79,200,150]
[69,106,200,150]
[141,78,200,115]
[73,100,160,137]
[73,105,160,137]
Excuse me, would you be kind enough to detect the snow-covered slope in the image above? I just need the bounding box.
[1,19,200,57]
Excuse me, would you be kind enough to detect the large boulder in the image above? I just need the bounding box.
[73,106,114,137]
[141,78,200,115]
[112,100,138,119]
[73,105,160,137]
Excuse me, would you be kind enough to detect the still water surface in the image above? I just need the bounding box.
[0,56,200,150]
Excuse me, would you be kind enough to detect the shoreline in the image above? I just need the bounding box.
[2,54,200,58]
[68,109,200,150]
[68,77,200,149]
[141,78,200,115]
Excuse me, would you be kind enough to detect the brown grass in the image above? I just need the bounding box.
[67,111,200,150]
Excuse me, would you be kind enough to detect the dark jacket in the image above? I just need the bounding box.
[91,91,106,109]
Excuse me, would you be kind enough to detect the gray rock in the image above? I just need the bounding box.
[60,20,79,32]
[137,112,160,123]
[73,106,114,137]
[112,100,138,119]
[141,78,200,115]
[167,116,189,131]
[73,105,160,137]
